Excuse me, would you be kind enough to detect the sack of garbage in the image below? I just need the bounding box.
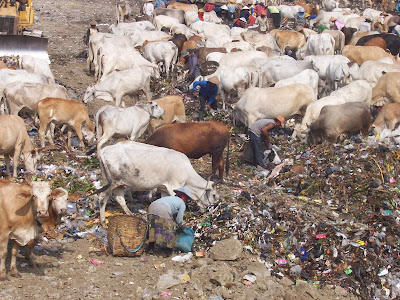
[176,227,194,252]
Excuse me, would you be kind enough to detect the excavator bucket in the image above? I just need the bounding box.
[0,35,49,62]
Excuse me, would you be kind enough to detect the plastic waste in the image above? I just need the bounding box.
[171,252,193,263]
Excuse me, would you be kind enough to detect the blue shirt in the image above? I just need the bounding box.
[153,196,186,225]
[193,80,218,105]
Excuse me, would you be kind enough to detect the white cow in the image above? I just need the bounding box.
[129,29,171,48]
[95,102,164,153]
[278,5,303,18]
[190,21,230,40]
[379,126,400,144]
[171,24,195,39]
[362,8,383,20]
[233,84,315,127]
[292,96,346,140]
[309,10,345,28]
[240,31,280,51]
[205,33,232,48]
[345,16,370,29]
[304,55,350,80]
[185,11,222,26]
[223,41,255,52]
[298,33,335,58]
[19,55,55,85]
[323,29,345,54]
[143,41,178,79]
[97,141,217,225]
[109,21,155,34]
[83,66,154,107]
[217,66,251,108]
[355,60,400,86]
[326,61,359,93]
[153,15,181,31]
[260,60,313,87]
[330,80,372,106]
[206,52,225,63]
[4,82,69,116]
[275,69,319,101]
[97,44,157,82]
[218,51,269,68]
[230,27,247,40]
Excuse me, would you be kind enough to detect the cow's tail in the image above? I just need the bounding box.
[225,134,230,176]
[90,149,112,195]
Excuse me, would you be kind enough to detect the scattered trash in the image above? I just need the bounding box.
[171,252,193,263]
[90,260,105,266]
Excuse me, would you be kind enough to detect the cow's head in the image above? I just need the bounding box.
[149,102,164,119]
[197,179,218,209]
[25,180,55,218]
[51,188,69,216]
[83,86,95,103]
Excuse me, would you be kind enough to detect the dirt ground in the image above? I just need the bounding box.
[0,0,379,299]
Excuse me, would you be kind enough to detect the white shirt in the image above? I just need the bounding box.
[143,2,154,16]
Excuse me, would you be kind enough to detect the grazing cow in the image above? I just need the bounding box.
[355,60,400,86]
[143,41,178,79]
[371,102,400,134]
[371,72,400,106]
[149,95,186,133]
[275,69,319,101]
[194,47,227,65]
[96,141,217,226]
[307,102,371,143]
[363,36,387,50]
[0,179,54,279]
[97,44,157,82]
[40,187,69,232]
[298,33,335,58]
[330,80,372,106]
[167,2,198,12]
[0,115,38,177]
[326,61,358,93]
[292,96,346,140]
[146,121,230,181]
[153,15,181,31]
[342,45,396,65]
[356,33,400,56]
[233,84,315,127]
[116,1,131,23]
[269,30,307,53]
[153,8,185,24]
[95,102,164,153]
[19,55,54,85]
[323,29,345,54]
[36,98,95,151]
[218,51,269,69]
[83,67,154,107]
[4,82,69,116]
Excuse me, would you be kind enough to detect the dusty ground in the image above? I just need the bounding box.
[0,0,391,299]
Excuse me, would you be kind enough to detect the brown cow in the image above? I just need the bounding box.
[295,1,319,15]
[194,47,227,65]
[364,36,387,50]
[167,2,198,12]
[146,121,230,181]
[40,187,69,232]
[269,29,306,53]
[342,45,395,65]
[371,102,400,134]
[0,115,38,177]
[36,98,95,152]
[149,95,186,133]
[371,72,400,106]
[0,179,55,279]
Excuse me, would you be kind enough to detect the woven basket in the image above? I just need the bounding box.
[107,215,148,257]
[200,61,219,76]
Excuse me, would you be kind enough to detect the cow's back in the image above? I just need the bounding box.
[0,115,30,155]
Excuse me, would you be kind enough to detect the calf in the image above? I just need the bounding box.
[96,141,217,226]
[149,95,186,133]
[40,187,69,232]
[95,102,164,153]
[36,98,95,151]
[371,102,400,134]
[0,179,54,279]
[0,115,38,177]
[146,121,230,181]
[308,102,371,143]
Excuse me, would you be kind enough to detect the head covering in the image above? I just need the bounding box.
[276,115,285,125]
[181,50,189,57]
[174,186,193,200]
[239,17,247,23]
[298,6,305,12]
[199,8,205,12]
[221,5,228,10]
[208,76,220,85]
[146,0,153,2]
[89,20,97,26]
[229,0,235,4]
[261,11,266,16]
[242,5,250,10]
[329,16,337,22]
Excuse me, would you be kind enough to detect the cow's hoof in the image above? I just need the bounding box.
[10,272,22,278]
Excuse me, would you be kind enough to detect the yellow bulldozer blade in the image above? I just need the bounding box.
[0,35,49,62]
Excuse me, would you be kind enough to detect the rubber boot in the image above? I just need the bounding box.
[146,242,155,255]
[198,111,204,121]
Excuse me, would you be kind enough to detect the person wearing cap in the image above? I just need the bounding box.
[240,5,250,21]
[147,186,193,257]
[220,5,228,20]
[248,117,284,169]
[143,0,154,21]
[255,11,269,33]
[85,20,99,46]
[233,17,248,28]
[294,6,306,30]
[227,0,236,21]
[192,77,220,121]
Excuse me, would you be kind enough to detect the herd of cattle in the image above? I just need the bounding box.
[2,0,400,279]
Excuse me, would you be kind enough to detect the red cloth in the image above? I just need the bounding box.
[204,3,215,12]
[248,15,256,25]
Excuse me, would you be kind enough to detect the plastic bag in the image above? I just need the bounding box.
[175,227,194,252]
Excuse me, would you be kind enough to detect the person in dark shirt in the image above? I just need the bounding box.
[240,5,250,21]
[184,49,201,82]
[192,76,220,121]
